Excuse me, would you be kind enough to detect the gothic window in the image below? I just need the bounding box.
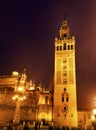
[60,46,62,50]
[63,43,66,50]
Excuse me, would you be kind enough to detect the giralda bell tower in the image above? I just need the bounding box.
[54,18,77,127]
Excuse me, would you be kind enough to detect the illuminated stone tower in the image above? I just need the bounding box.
[54,18,77,128]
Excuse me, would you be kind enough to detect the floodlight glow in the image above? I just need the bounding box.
[20,97,23,101]
[23,96,26,99]
[18,86,23,92]
[12,96,15,100]
[30,86,34,90]
[15,95,18,98]
[92,115,95,120]
[93,109,96,115]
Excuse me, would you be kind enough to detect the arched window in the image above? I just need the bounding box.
[60,46,62,50]
[64,88,66,92]
[66,96,68,102]
[62,97,64,102]
[64,34,67,37]
[71,45,73,50]
[57,46,59,51]
[64,106,67,112]
[68,45,70,50]
[63,43,66,50]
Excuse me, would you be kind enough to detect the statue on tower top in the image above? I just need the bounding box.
[59,15,70,39]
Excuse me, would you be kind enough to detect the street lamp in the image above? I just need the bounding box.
[12,93,26,124]
[12,70,27,125]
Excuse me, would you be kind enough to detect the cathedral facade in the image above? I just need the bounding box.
[0,71,53,125]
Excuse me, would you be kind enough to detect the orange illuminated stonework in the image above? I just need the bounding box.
[54,18,77,128]
[0,18,94,129]
[0,70,53,125]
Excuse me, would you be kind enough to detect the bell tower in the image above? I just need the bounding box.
[54,18,77,128]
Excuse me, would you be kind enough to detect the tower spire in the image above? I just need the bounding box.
[60,16,70,39]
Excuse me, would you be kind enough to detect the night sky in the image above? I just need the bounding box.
[0,0,96,109]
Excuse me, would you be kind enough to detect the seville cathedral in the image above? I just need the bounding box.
[0,18,95,129]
